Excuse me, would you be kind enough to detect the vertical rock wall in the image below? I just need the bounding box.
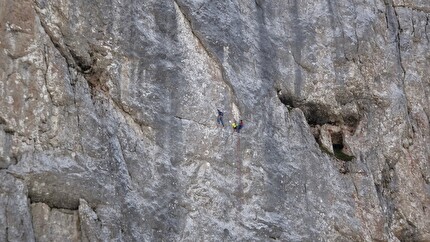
[0,0,429,241]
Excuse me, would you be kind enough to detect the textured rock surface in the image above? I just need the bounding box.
[0,0,429,241]
[31,202,80,242]
[0,173,34,241]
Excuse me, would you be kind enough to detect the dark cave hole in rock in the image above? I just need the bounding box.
[69,49,92,73]
[277,89,360,131]
[331,131,343,146]
[276,89,357,163]
[304,102,335,126]
[277,89,337,125]
[276,89,295,110]
[331,132,354,162]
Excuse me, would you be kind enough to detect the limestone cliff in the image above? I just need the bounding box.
[1,0,429,241]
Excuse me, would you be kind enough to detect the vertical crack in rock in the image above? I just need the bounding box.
[391,6,406,77]
[351,0,362,65]
[34,0,150,157]
[5,196,9,240]
[302,174,316,238]
[0,118,15,169]
[373,158,399,239]
[391,5,413,132]
[173,1,216,68]
[384,9,390,29]
[383,0,400,63]
[425,16,430,43]
[33,1,94,90]
[384,0,412,132]
[33,2,84,139]
[289,0,306,97]
[42,44,54,104]
[173,0,241,111]
[254,0,263,11]
[109,97,153,135]
[117,137,133,189]
[71,79,81,132]
[353,25,365,78]
[34,9,72,71]
[34,0,92,75]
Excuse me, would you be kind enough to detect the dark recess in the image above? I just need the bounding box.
[276,88,357,164]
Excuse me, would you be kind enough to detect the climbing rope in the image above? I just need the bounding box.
[236,134,244,211]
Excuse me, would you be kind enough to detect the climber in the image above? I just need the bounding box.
[237,119,244,133]
[231,120,238,133]
[217,109,224,127]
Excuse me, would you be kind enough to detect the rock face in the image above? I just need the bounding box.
[0,0,429,241]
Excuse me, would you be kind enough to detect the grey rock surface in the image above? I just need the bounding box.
[0,173,34,242]
[31,202,80,242]
[0,0,429,241]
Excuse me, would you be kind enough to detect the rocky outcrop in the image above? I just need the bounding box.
[0,0,429,241]
[0,173,34,241]
[31,202,80,242]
